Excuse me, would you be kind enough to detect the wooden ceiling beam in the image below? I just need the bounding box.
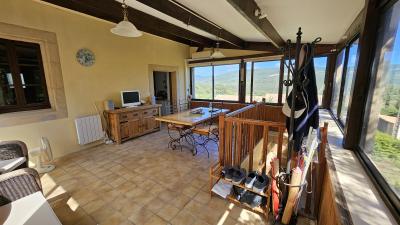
[135,0,244,48]
[227,0,285,48]
[40,0,213,47]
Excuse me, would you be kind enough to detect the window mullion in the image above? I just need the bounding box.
[337,46,350,122]
[6,41,25,106]
[212,65,215,100]
[250,62,254,102]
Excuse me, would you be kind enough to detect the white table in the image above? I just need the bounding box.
[0,157,26,174]
[0,192,62,225]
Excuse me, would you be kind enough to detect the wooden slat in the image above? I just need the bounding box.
[248,124,255,172]
[218,114,226,166]
[235,122,243,165]
[226,121,233,166]
[262,125,269,174]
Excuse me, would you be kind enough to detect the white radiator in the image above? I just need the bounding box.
[75,114,104,145]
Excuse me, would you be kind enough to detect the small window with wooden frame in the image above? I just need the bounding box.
[0,38,50,114]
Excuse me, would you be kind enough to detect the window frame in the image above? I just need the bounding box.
[329,35,360,127]
[334,0,400,219]
[0,38,50,114]
[353,0,400,217]
[245,59,283,104]
[190,63,241,102]
[189,55,329,106]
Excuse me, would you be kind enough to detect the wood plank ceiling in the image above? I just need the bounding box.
[40,0,336,54]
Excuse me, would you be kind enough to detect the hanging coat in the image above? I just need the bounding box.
[285,44,319,151]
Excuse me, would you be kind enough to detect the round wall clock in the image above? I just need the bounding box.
[76,48,95,67]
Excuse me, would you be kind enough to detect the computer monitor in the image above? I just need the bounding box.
[121,90,141,107]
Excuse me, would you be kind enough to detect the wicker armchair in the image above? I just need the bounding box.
[0,140,29,169]
[0,168,42,206]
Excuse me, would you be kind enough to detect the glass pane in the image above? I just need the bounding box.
[253,61,280,103]
[340,39,359,124]
[314,56,328,104]
[15,44,40,65]
[0,43,16,106]
[245,62,252,102]
[19,65,47,104]
[15,44,47,104]
[192,66,212,99]
[214,64,239,101]
[360,1,400,198]
[331,49,346,117]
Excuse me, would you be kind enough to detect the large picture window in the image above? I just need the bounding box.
[192,66,212,100]
[245,60,281,103]
[0,38,49,114]
[360,0,400,203]
[191,63,240,101]
[314,56,328,104]
[214,64,239,101]
[330,37,359,125]
[331,49,346,118]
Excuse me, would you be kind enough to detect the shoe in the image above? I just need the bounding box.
[222,166,234,181]
[244,171,257,189]
[252,174,269,193]
[232,168,246,185]
[232,186,245,201]
[247,192,265,208]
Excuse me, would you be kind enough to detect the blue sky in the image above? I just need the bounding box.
[385,23,400,64]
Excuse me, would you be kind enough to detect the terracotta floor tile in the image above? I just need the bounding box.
[170,209,196,225]
[128,207,154,225]
[171,194,191,209]
[144,214,169,225]
[193,191,211,205]
[82,199,107,214]
[156,203,180,221]
[45,130,283,225]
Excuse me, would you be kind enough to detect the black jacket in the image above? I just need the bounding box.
[286,44,319,151]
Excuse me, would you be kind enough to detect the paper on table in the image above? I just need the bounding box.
[212,180,233,199]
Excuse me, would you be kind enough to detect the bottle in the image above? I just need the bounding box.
[209,102,212,112]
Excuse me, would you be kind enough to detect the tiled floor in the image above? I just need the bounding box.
[41,128,272,225]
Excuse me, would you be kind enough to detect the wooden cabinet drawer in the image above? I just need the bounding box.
[119,113,129,121]
[127,112,140,120]
[143,108,158,116]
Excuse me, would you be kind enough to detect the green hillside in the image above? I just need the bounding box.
[194,67,327,100]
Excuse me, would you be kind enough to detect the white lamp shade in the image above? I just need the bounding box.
[111,20,142,37]
[211,50,225,58]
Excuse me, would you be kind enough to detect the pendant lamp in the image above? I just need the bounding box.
[111,0,142,37]
[211,32,225,58]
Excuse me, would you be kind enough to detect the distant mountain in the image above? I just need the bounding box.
[194,67,327,99]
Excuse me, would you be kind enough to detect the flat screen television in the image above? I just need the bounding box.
[121,90,141,107]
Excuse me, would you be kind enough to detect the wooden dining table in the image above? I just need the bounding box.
[156,107,229,155]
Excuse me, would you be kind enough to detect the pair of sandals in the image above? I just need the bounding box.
[222,166,269,194]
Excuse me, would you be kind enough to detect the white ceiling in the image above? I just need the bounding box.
[174,0,269,42]
[118,0,364,45]
[121,0,217,40]
[255,0,365,43]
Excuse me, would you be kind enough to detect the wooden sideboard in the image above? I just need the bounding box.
[105,104,161,144]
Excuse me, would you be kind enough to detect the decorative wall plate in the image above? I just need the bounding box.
[76,48,95,67]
